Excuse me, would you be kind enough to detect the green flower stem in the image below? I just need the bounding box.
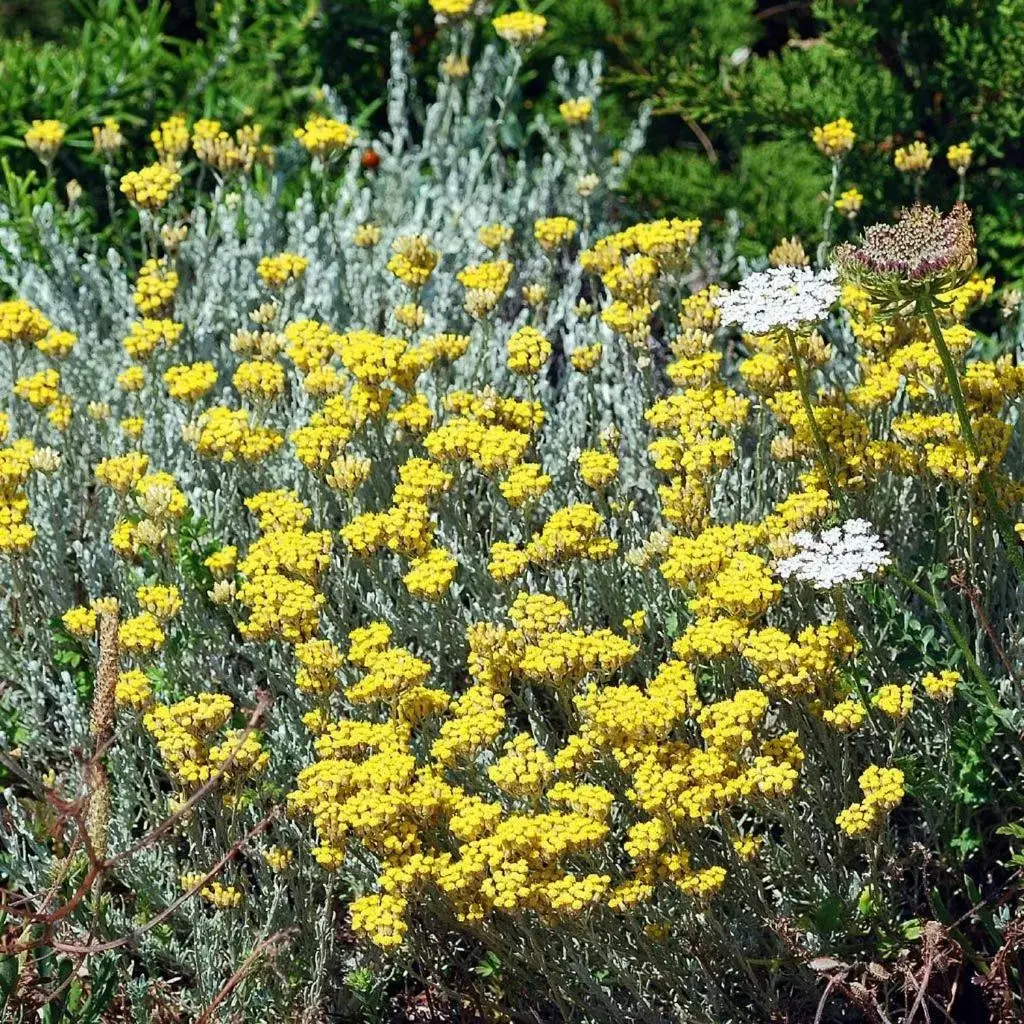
[785,324,1002,707]
[918,297,1024,580]
[784,328,844,504]
[891,567,998,708]
[816,157,842,266]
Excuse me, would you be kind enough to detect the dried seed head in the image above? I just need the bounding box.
[85,768,111,862]
[834,203,976,316]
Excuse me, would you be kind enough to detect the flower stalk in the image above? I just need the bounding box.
[918,296,1024,579]
[784,327,843,502]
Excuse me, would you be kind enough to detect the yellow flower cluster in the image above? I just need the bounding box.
[92,117,125,158]
[294,116,357,159]
[120,163,182,211]
[257,253,309,289]
[164,361,218,402]
[144,692,268,787]
[423,415,531,477]
[24,119,66,163]
[570,342,602,372]
[354,222,383,248]
[495,461,548,508]
[14,369,61,409]
[811,118,855,159]
[136,471,188,522]
[136,584,183,621]
[133,259,179,315]
[534,216,578,251]
[180,875,244,910]
[152,115,190,161]
[205,545,238,579]
[835,187,863,218]
[403,546,458,601]
[559,98,593,125]
[947,142,973,174]
[743,622,858,698]
[921,669,960,701]
[836,765,905,838]
[458,260,513,316]
[394,303,426,330]
[506,326,551,375]
[1,299,52,346]
[119,612,167,657]
[123,318,183,361]
[515,504,618,571]
[236,492,326,642]
[233,359,286,401]
[388,235,440,287]
[492,11,546,45]
[872,683,914,719]
[36,330,76,360]
[263,845,293,871]
[579,220,703,345]
[583,218,703,274]
[479,223,514,250]
[95,451,149,494]
[192,120,272,174]
[894,140,932,174]
[429,0,474,17]
[0,439,40,554]
[62,605,98,638]
[603,254,658,306]
[115,669,153,711]
[578,449,619,491]
[190,406,283,462]
[740,270,1006,499]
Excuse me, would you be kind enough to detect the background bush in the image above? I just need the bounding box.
[5,1,1024,280]
[581,0,1024,278]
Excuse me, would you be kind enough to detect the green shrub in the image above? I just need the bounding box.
[539,0,1024,279]
[0,0,326,240]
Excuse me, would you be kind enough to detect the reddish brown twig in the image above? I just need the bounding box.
[195,928,298,1024]
[52,807,278,955]
[0,691,274,951]
[948,560,1020,685]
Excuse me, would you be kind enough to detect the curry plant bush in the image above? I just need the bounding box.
[2,10,1023,1024]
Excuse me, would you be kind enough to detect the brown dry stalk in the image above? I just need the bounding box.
[0,692,274,952]
[195,928,298,1024]
[85,606,119,862]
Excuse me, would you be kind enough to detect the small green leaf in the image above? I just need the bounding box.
[996,822,1024,839]
[474,951,502,978]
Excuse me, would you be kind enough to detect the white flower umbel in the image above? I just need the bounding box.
[776,518,891,589]
[714,266,840,335]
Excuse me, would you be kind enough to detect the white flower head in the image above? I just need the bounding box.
[776,518,891,589]
[714,266,840,335]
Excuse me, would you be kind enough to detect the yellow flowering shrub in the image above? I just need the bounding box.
[3,26,1022,1024]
